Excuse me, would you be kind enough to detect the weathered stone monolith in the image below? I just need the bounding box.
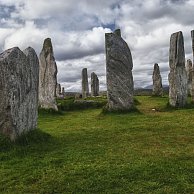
[105,29,134,111]
[91,72,99,96]
[62,87,65,98]
[56,83,61,97]
[191,30,194,102]
[168,31,187,107]
[82,68,89,98]
[0,47,39,140]
[39,38,58,110]
[152,63,163,96]
[186,59,192,96]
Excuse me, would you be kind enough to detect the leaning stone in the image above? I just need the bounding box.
[91,72,99,96]
[152,63,163,96]
[39,38,58,110]
[0,47,39,140]
[82,68,89,98]
[168,31,187,107]
[105,29,134,111]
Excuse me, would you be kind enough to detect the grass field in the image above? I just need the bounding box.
[1,96,194,193]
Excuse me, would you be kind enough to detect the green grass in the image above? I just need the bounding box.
[1,96,194,193]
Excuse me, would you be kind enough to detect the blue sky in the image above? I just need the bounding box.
[0,0,193,91]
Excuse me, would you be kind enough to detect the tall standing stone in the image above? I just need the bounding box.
[39,38,58,110]
[62,87,65,98]
[91,72,99,96]
[0,47,39,140]
[82,68,89,98]
[191,30,194,102]
[105,29,134,111]
[168,31,187,107]
[152,63,163,96]
[56,83,61,97]
[23,47,39,130]
[186,59,192,96]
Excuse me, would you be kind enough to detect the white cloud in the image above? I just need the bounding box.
[0,0,194,91]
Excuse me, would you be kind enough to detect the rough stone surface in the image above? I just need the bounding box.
[39,38,58,110]
[91,72,99,96]
[0,47,39,140]
[82,68,89,98]
[56,83,61,97]
[191,30,194,102]
[152,63,163,96]
[62,87,65,97]
[191,30,194,62]
[105,29,134,111]
[168,31,187,107]
[186,59,192,96]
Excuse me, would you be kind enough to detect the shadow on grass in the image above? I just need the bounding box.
[0,128,52,152]
[100,105,142,116]
[156,102,194,112]
[38,108,64,115]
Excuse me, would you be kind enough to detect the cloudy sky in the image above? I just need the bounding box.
[0,0,194,91]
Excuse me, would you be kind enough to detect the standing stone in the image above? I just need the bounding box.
[191,30,194,102]
[62,87,65,98]
[105,29,134,111]
[191,30,194,62]
[82,68,89,98]
[56,83,61,97]
[168,31,187,107]
[91,72,99,96]
[186,59,192,96]
[0,47,39,140]
[39,38,58,110]
[152,63,163,96]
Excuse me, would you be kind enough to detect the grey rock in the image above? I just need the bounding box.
[168,31,187,107]
[191,30,194,63]
[62,87,65,97]
[186,59,192,96]
[191,30,194,102]
[105,29,134,111]
[39,38,58,110]
[82,68,89,98]
[0,47,39,140]
[91,72,99,96]
[152,63,163,96]
[56,83,61,97]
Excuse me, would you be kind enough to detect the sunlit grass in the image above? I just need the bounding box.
[1,96,194,193]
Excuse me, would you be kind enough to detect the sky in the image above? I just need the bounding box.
[0,0,194,92]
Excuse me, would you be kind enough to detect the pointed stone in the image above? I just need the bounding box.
[82,68,89,98]
[105,29,134,111]
[0,47,39,140]
[168,31,187,107]
[152,63,163,96]
[39,38,58,110]
[91,72,99,96]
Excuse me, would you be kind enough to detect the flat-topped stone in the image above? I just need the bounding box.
[0,47,39,140]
